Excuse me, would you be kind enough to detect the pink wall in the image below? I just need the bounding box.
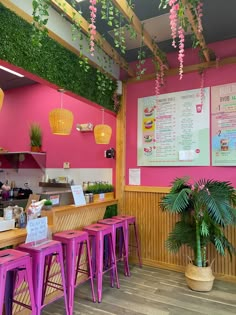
[0,84,116,175]
[126,39,236,187]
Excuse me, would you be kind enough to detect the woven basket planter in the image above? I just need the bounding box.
[93,192,114,202]
[185,263,215,292]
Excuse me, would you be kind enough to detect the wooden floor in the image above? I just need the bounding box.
[42,265,236,315]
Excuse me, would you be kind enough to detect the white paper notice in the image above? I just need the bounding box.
[71,185,86,206]
[26,217,48,243]
[179,150,195,161]
[129,169,141,185]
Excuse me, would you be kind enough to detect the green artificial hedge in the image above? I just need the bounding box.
[0,3,117,112]
[103,204,117,219]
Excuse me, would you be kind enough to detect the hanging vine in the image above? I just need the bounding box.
[31,0,50,47]
[160,0,204,79]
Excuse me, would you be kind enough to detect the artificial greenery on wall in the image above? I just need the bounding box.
[0,3,118,112]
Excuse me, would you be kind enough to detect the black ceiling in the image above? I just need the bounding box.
[71,0,236,61]
[1,0,236,91]
[0,69,36,91]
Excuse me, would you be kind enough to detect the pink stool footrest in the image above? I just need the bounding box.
[18,240,69,315]
[83,223,120,303]
[113,215,142,269]
[98,218,130,276]
[53,230,96,315]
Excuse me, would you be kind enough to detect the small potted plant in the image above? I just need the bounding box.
[160,176,236,292]
[86,183,114,201]
[43,199,53,210]
[29,123,42,152]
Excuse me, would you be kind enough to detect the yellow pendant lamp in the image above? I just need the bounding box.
[0,88,4,111]
[94,109,112,144]
[49,89,74,135]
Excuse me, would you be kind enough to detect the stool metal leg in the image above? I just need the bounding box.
[133,222,142,268]
[96,233,104,303]
[108,233,120,289]
[66,240,76,315]
[85,239,96,302]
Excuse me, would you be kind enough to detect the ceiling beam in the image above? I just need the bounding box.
[111,0,168,69]
[181,0,210,62]
[50,0,135,77]
[127,56,236,83]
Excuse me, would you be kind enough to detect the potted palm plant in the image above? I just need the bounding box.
[161,176,236,291]
[29,123,42,152]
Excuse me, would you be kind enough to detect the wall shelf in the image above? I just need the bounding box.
[39,182,71,188]
[0,152,46,171]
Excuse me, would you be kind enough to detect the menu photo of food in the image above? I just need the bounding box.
[143,118,155,131]
[143,146,153,156]
[143,134,153,143]
[143,106,155,117]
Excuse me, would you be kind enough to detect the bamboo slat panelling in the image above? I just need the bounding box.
[41,200,118,232]
[121,189,236,281]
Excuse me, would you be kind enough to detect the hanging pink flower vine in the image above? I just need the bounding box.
[89,0,97,56]
[169,0,179,48]
[178,26,185,80]
[161,0,204,80]
[155,72,160,104]
[155,63,165,104]
[196,1,203,33]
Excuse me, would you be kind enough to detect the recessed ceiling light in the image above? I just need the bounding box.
[0,66,24,77]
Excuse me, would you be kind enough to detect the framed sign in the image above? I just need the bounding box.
[137,88,210,166]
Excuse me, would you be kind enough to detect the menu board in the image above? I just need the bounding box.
[137,88,210,166]
[211,83,236,166]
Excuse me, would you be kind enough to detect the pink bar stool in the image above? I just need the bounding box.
[83,223,120,303]
[53,230,96,315]
[0,249,36,315]
[98,218,130,277]
[113,215,142,269]
[17,240,69,315]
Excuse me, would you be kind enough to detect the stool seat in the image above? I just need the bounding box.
[53,230,96,315]
[84,223,120,302]
[0,249,36,315]
[18,240,69,315]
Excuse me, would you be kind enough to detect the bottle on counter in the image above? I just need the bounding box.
[9,189,14,200]
[19,212,26,228]
[89,193,94,203]
[85,193,90,203]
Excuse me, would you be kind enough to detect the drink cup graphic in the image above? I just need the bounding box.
[220,139,229,151]
[196,104,202,113]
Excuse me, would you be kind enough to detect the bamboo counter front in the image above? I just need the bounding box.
[41,199,118,232]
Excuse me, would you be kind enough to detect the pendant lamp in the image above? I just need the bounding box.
[94,109,112,144]
[0,88,4,111]
[49,89,74,135]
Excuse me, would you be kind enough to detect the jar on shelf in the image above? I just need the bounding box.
[89,193,94,203]
[85,193,90,204]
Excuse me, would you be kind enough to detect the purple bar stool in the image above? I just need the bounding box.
[113,215,142,269]
[0,249,36,315]
[98,218,130,276]
[83,223,120,303]
[53,230,96,315]
[18,240,69,315]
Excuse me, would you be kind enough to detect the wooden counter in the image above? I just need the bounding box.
[0,199,117,249]
[0,225,54,249]
[0,228,27,248]
[41,199,118,232]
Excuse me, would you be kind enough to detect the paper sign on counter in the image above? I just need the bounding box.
[26,217,48,243]
[71,185,86,206]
